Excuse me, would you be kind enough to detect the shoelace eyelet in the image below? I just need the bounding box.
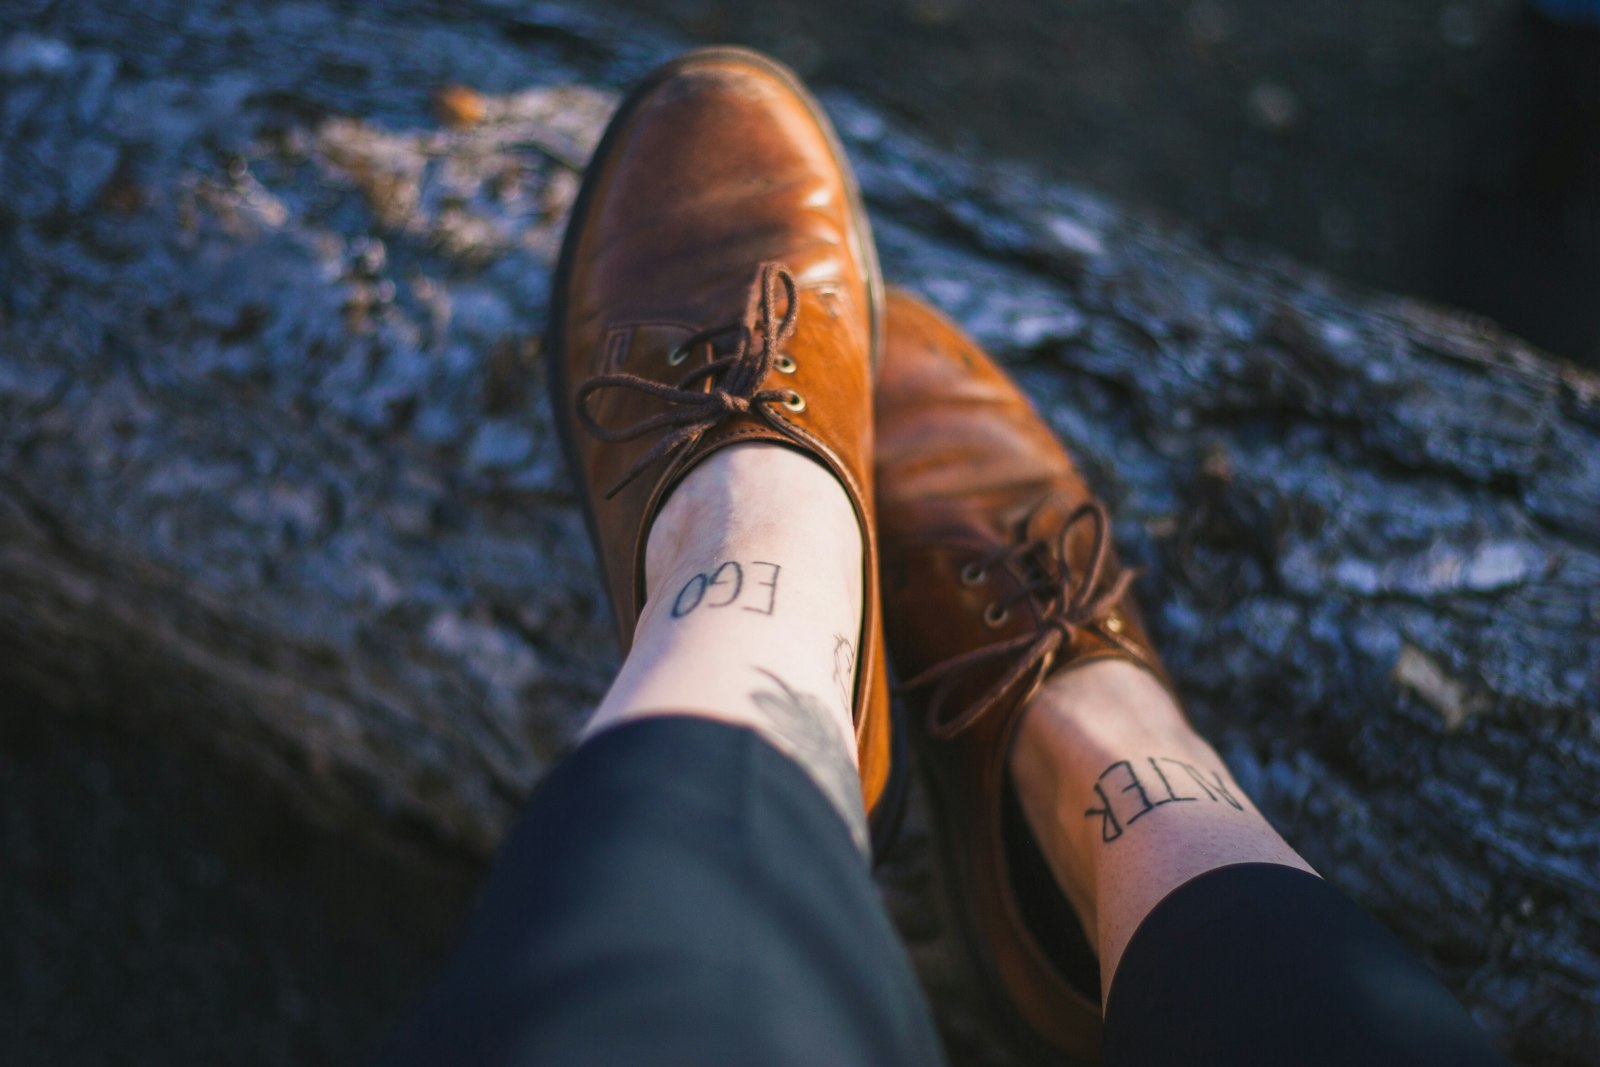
[1104,613,1123,633]
[983,603,1010,628]
[960,562,987,587]
[774,354,798,374]
[576,264,804,499]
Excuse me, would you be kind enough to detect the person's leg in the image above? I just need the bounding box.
[1011,660,1510,1066]
[587,444,870,852]
[1009,660,1310,987]
[875,288,1509,1065]
[387,45,935,1067]
[382,446,944,1067]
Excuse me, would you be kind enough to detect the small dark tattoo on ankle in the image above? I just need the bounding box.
[831,633,856,714]
[749,667,868,855]
[670,561,781,618]
[1084,757,1245,843]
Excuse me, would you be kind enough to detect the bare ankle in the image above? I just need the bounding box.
[642,444,859,610]
[589,441,872,851]
[1006,661,1192,939]
[1007,661,1227,948]
[1023,660,1192,750]
[1008,659,1314,991]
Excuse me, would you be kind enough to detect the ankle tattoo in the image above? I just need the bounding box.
[749,667,869,856]
[670,560,782,618]
[1084,757,1245,843]
[830,633,856,715]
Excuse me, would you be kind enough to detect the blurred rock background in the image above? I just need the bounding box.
[610,0,1600,367]
[1,1,1595,1066]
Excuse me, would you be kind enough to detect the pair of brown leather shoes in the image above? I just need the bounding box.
[547,47,1171,1061]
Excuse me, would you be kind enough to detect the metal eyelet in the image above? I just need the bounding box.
[774,355,798,374]
[983,603,1010,628]
[781,391,806,413]
[959,562,987,587]
[666,347,688,367]
[1104,613,1124,634]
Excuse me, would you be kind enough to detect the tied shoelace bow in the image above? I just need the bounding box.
[897,498,1137,741]
[576,263,802,498]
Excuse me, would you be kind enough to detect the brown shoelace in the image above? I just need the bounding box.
[575,262,801,498]
[897,497,1136,740]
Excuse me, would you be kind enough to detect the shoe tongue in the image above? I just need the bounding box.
[1020,489,1076,545]
[1018,490,1101,584]
[708,328,744,360]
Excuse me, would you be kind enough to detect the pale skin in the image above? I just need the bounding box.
[585,440,1316,1001]
[1009,660,1316,1002]
[586,443,870,852]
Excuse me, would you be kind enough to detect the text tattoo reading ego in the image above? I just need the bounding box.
[671,561,781,619]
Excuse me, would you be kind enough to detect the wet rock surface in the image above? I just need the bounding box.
[0,1,1595,1063]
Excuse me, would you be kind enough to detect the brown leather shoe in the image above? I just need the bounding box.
[875,290,1175,1059]
[545,48,895,830]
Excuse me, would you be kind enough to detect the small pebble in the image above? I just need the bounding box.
[435,84,487,129]
[1246,81,1301,133]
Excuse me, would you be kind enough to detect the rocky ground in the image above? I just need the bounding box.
[1,2,1595,1065]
